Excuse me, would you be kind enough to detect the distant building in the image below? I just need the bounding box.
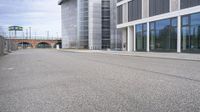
[117,0,200,53]
[58,0,119,50]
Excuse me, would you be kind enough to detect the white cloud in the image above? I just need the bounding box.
[0,0,61,38]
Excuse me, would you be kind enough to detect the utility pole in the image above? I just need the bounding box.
[14,30,17,38]
[26,29,28,39]
[29,27,31,39]
[7,31,10,52]
[56,32,59,39]
[47,31,49,40]
[35,32,36,39]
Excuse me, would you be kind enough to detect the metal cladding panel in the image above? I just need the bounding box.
[149,0,169,17]
[77,0,89,49]
[88,0,102,50]
[117,5,123,24]
[61,0,78,48]
[110,0,118,49]
[181,0,200,9]
[128,0,142,21]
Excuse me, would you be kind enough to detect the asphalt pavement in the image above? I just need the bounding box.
[0,49,200,112]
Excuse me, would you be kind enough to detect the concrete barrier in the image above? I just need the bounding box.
[0,36,5,55]
[0,37,18,56]
[5,39,18,53]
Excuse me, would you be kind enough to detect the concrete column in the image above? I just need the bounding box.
[122,28,127,51]
[127,26,134,52]
[133,25,136,52]
[122,3,128,23]
[178,0,181,10]
[147,22,150,52]
[51,43,54,48]
[177,16,181,53]
[142,0,149,18]
[170,0,179,12]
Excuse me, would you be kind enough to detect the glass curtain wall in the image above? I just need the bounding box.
[117,5,123,24]
[136,23,147,51]
[78,0,89,49]
[102,0,111,49]
[182,12,200,53]
[150,18,177,51]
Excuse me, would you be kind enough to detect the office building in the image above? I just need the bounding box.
[59,0,118,50]
[117,0,200,53]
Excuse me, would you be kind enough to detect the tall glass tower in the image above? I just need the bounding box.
[59,0,117,50]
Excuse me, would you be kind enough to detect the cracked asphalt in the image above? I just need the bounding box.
[0,49,200,112]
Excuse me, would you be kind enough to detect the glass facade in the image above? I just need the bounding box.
[136,23,147,51]
[150,18,177,51]
[78,0,89,49]
[181,12,200,52]
[102,0,111,49]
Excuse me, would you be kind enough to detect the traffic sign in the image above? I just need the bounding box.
[9,26,23,31]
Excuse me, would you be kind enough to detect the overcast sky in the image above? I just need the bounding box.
[0,0,61,38]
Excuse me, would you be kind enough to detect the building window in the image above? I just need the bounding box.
[117,5,123,24]
[181,0,200,9]
[182,12,200,53]
[102,0,111,49]
[150,18,177,51]
[149,0,169,17]
[136,23,147,51]
[128,0,142,22]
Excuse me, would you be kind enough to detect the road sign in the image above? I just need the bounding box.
[9,26,23,31]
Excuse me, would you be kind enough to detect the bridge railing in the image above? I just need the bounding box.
[6,37,62,41]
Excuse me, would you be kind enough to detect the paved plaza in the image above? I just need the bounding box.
[0,49,200,112]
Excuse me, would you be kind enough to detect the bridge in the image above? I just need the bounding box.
[8,38,62,49]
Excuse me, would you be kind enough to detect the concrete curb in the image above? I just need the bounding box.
[60,49,200,61]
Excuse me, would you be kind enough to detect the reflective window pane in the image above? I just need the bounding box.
[182,16,189,26]
[181,12,200,53]
[171,18,177,27]
[136,23,147,51]
[191,13,200,26]
[150,18,177,51]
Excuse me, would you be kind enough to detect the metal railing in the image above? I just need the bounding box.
[8,37,62,40]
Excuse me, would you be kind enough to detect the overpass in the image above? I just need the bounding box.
[8,38,62,49]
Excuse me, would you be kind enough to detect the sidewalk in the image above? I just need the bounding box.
[60,49,200,61]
